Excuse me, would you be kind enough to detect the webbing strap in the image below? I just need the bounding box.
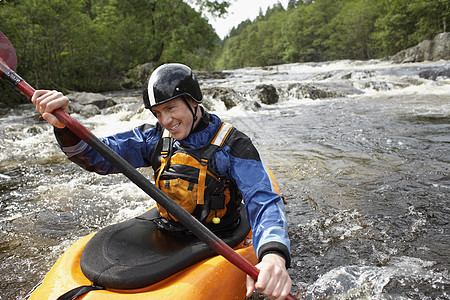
[212,123,233,147]
[57,284,105,300]
[197,122,233,206]
[157,129,172,189]
[155,166,163,188]
[161,130,172,156]
[197,161,208,205]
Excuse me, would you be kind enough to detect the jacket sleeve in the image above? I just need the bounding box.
[54,124,159,174]
[217,130,291,267]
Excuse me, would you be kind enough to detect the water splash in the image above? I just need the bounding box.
[300,256,448,300]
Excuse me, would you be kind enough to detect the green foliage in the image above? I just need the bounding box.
[217,0,448,69]
[188,0,231,17]
[216,7,286,69]
[324,0,383,60]
[0,0,220,104]
[405,0,449,42]
[373,0,418,56]
[287,0,298,10]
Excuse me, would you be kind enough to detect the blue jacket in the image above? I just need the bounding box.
[57,111,291,265]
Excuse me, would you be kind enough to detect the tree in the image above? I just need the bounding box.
[0,0,221,101]
[188,0,231,17]
[372,0,418,56]
[407,0,449,41]
[287,0,298,9]
[324,0,383,59]
[228,19,252,38]
[279,0,345,62]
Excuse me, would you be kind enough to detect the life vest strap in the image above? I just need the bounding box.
[161,130,173,159]
[197,160,208,205]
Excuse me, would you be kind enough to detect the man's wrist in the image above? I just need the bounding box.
[258,242,291,268]
[54,126,81,147]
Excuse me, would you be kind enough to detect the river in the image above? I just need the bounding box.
[0,59,449,299]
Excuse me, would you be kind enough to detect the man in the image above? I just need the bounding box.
[32,63,292,299]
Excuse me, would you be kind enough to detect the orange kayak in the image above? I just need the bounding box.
[26,208,257,299]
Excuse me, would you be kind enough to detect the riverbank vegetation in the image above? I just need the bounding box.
[217,0,448,69]
[1,0,448,104]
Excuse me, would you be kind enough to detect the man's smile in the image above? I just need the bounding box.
[170,123,181,131]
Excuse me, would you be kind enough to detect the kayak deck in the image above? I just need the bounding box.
[29,233,256,299]
[27,208,257,299]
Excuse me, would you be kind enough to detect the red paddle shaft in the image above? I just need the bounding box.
[0,57,295,300]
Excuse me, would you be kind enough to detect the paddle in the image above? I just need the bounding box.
[0,31,295,300]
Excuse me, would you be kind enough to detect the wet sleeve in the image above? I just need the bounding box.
[54,126,81,147]
[54,124,158,175]
[223,131,291,267]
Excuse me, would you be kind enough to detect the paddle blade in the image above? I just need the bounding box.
[0,31,17,71]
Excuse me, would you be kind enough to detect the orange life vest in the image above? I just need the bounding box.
[151,123,241,226]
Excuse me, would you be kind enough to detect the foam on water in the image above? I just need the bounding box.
[301,256,448,300]
[56,59,449,135]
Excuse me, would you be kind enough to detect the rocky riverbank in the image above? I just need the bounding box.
[389,32,450,63]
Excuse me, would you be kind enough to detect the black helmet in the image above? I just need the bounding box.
[143,63,202,109]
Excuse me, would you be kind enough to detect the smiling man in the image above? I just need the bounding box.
[32,63,292,299]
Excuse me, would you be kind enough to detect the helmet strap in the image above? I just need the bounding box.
[182,96,198,132]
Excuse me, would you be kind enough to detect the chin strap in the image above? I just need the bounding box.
[182,96,198,132]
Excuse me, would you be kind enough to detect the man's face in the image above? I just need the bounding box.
[151,97,195,140]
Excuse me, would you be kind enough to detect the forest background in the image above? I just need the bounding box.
[0,0,448,104]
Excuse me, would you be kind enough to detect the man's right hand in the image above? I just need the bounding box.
[31,90,69,128]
